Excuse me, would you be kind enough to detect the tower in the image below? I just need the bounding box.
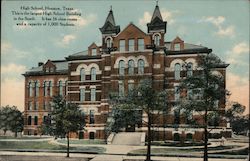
[147,3,167,47]
[100,7,120,52]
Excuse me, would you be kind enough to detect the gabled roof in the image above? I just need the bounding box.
[105,9,116,26]
[116,23,147,37]
[99,9,120,34]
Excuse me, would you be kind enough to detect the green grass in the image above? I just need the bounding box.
[0,140,105,153]
[213,147,249,155]
[57,139,106,145]
[0,135,51,140]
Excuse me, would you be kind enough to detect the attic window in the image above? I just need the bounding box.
[92,48,97,56]
[45,67,49,72]
[106,38,112,48]
[154,34,160,46]
[174,43,181,51]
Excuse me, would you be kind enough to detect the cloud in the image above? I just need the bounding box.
[232,42,249,55]
[62,34,76,45]
[139,9,178,27]
[226,72,249,114]
[216,26,235,37]
[1,42,31,58]
[1,63,27,75]
[1,78,25,111]
[69,14,97,27]
[200,16,235,37]
[2,42,12,53]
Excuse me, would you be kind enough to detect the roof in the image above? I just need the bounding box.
[23,60,68,76]
[69,50,88,57]
[151,5,163,22]
[105,10,116,26]
[164,42,207,51]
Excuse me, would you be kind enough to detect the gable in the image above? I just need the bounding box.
[116,23,147,39]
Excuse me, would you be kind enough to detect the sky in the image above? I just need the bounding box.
[1,0,249,114]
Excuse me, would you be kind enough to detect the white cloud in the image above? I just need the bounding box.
[226,72,249,114]
[200,16,235,37]
[232,42,249,55]
[216,26,235,37]
[2,42,12,53]
[69,14,97,27]
[1,63,27,75]
[62,34,76,45]
[139,9,178,27]
[1,42,31,58]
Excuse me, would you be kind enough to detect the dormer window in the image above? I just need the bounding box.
[92,48,97,56]
[154,34,160,46]
[106,38,112,48]
[174,43,181,51]
[46,67,49,72]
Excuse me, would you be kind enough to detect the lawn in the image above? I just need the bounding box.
[0,135,51,140]
[57,139,106,145]
[0,140,105,153]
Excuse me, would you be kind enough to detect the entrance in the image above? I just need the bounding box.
[79,132,84,139]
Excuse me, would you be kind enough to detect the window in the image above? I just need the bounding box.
[89,132,95,139]
[89,110,95,124]
[80,68,85,81]
[174,110,180,124]
[119,60,125,75]
[46,67,49,72]
[35,81,39,97]
[187,63,193,77]
[80,88,85,102]
[138,59,145,74]
[43,101,47,110]
[49,81,53,96]
[174,86,180,101]
[187,89,193,100]
[59,80,63,96]
[174,43,181,51]
[128,60,134,75]
[174,63,181,80]
[28,82,33,97]
[119,40,125,52]
[106,38,112,48]
[34,116,38,125]
[128,39,135,51]
[28,101,32,110]
[92,48,97,56]
[43,81,48,96]
[34,101,39,110]
[138,38,144,51]
[91,67,96,81]
[90,88,96,101]
[118,81,124,96]
[43,116,47,123]
[154,34,160,46]
[128,82,134,92]
[173,133,180,141]
[28,116,32,125]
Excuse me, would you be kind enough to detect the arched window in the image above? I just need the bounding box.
[106,38,112,48]
[187,62,193,77]
[80,68,85,81]
[49,81,53,96]
[58,80,63,96]
[174,63,181,80]
[173,133,180,141]
[119,60,125,75]
[91,67,96,81]
[154,34,160,46]
[35,81,39,97]
[34,116,38,125]
[128,60,134,75]
[28,82,33,97]
[28,116,32,125]
[186,133,193,141]
[138,59,145,74]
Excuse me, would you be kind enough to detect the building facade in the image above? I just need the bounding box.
[23,5,231,140]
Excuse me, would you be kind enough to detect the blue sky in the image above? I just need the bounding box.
[1,0,249,113]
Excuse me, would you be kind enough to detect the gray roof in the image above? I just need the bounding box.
[105,10,116,26]
[25,60,68,74]
[151,5,163,22]
[69,50,88,57]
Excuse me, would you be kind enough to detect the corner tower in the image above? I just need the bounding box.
[100,7,120,53]
[147,3,167,47]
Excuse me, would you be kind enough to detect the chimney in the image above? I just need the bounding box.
[38,62,44,66]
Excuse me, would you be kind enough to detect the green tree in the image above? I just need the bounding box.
[178,54,229,161]
[42,96,85,157]
[109,79,167,161]
[0,106,23,137]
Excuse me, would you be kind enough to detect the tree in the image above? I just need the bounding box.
[42,96,85,157]
[178,54,229,161]
[225,102,247,134]
[0,106,23,137]
[109,79,167,161]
